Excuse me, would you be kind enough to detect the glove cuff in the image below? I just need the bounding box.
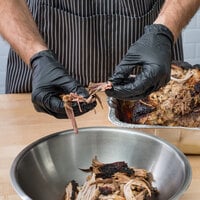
[30,50,56,68]
[144,24,174,44]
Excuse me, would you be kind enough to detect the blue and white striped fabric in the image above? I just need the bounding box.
[6,0,183,93]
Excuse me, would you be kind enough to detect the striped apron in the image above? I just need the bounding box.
[5,0,183,93]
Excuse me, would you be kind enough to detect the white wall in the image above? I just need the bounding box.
[0,37,9,94]
[0,9,200,94]
[182,9,200,65]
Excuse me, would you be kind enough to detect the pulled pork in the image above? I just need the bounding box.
[64,157,158,200]
[117,61,200,127]
[61,82,112,133]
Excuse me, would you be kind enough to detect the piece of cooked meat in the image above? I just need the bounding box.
[118,61,200,127]
[64,157,158,200]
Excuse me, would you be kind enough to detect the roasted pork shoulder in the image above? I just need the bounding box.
[117,61,200,127]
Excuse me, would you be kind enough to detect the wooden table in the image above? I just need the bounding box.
[0,93,200,199]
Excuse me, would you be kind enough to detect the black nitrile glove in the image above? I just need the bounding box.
[30,50,96,119]
[106,24,174,100]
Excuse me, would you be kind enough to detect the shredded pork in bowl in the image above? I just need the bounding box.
[65,156,158,200]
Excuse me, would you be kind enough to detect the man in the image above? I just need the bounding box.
[0,0,199,118]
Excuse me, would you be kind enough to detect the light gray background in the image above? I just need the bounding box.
[0,10,200,94]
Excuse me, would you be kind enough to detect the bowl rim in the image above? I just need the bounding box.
[10,126,192,200]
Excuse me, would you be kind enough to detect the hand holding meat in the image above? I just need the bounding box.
[106,24,174,100]
[31,50,97,119]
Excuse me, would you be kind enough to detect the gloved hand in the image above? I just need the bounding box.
[105,24,174,100]
[30,50,96,119]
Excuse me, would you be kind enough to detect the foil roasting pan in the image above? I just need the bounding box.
[108,106,200,154]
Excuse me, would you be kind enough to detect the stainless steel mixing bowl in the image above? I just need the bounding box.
[10,127,192,200]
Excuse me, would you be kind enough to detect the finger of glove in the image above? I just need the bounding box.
[105,81,152,100]
[71,85,90,98]
[52,74,90,98]
[59,82,96,114]
[109,55,141,83]
[32,90,67,118]
[72,101,97,116]
[52,75,90,97]
[46,97,97,118]
[106,67,169,100]
[32,90,97,119]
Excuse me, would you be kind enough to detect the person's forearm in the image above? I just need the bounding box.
[154,0,200,41]
[0,0,47,64]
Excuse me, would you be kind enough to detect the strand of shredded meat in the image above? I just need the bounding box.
[61,82,112,133]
